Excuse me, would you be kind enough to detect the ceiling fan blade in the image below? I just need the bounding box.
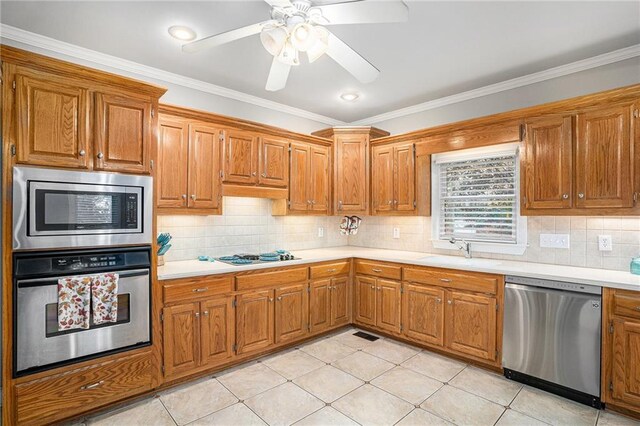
[316,0,408,25]
[265,57,291,91]
[325,32,379,83]
[263,0,293,8]
[182,21,272,53]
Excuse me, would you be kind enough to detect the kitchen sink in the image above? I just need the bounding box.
[419,255,501,267]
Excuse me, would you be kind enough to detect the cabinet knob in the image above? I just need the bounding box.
[388,200,393,205]
[191,194,196,200]
[97,152,104,159]
[80,380,104,391]
[578,193,585,199]
[203,311,209,316]
[261,173,266,177]
[377,287,381,291]
[277,296,282,301]
[338,201,343,210]
[252,172,257,176]
[436,298,442,303]
[182,194,187,200]
[370,285,375,289]
[79,150,86,157]
[311,200,315,205]
[393,200,398,204]
[372,268,383,273]
[447,300,452,305]
[269,298,274,303]
[195,312,200,318]
[562,194,569,200]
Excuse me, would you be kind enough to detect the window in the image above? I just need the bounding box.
[431,143,526,255]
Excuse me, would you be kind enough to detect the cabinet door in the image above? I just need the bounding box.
[331,277,350,327]
[259,136,289,187]
[289,143,310,212]
[376,279,402,334]
[188,124,221,209]
[310,145,331,213]
[575,105,633,208]
[94,93,152,174]
[611,319,640,406]
[309,280,331,333]
[223,129,258,184]
[354,276,377,326]
[523,116,573,210]
[275,283,309,343]
[200,297,235,367]
[15,74,91,169]
[371,145,394,213]
[335,135,368,212]
[394,143,416,212]
[445,291,497,361]
[236,290,274,355]
[163,303,200,379]
[402,284,444,346]
[157,117,189,208]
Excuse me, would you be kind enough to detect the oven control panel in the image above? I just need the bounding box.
[53,254,125,271]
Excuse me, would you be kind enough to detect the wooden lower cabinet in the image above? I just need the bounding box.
[445,291,497,362]
[355,276,377,326]
[275,283,309,343]
[163,297,234,380]
[310,276,351,333]
[354,275,401,333]
[236,289,275,355]
[331,277,350,327]
[402,284,445,346]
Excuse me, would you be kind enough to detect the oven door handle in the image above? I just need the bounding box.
[16,269,150,288]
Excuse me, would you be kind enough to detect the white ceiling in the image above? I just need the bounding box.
[1,1,638,122]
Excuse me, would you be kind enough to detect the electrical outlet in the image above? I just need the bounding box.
[393,228,400,239]
[598,235,613,251]
[540,234,570,249]
[318,227,324,238]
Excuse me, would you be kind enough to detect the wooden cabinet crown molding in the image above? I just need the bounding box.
[1,45,167,98]
[311,126,390,140]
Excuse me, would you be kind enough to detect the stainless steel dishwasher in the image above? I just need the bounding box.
[503,275,602,408]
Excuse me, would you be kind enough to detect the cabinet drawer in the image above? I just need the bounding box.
[612,290,640,320]
[164,276,233,304]
[236,267,308,291]
[310,261,350,279]
[403,267,498,295]
[16,352,152,424]
[354,260,401,280]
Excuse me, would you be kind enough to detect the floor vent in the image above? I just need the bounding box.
[353,331,379,341]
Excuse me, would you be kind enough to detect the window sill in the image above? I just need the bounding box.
[431,239,527,256]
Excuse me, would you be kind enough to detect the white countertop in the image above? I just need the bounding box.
[157,246,640,291]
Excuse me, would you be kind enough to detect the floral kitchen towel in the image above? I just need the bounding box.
[58,276,91,331]
[91,273,119,325]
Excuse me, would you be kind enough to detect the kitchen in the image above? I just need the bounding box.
[1,1,640,425]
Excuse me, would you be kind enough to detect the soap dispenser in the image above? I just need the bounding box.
[631,257,640,275]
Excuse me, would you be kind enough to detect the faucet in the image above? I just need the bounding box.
[449,237,472,258]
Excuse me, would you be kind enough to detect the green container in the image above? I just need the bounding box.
[631,257,640,275]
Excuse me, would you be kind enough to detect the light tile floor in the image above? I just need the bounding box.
[80,328,639,426]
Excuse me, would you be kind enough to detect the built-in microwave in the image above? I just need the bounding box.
[13,166,152,250]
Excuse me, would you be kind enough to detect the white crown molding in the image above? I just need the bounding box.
[0,24,346,126]
[351,44,640,126]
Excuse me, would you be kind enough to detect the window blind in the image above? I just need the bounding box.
[437,153,518,243]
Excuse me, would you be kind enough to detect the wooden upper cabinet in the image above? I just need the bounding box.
[335,134,369,212]
[445,291,497,362]
[289,143,311,212]
[15,73,91,169]
[236,290,274,355]
[575,104,633,209]
[310,145,331,213]
[402,284,445,346]
[371,145,394,213]
[223,129,259,184]
[162,302,200,380]
[275,283,309,343]
[94,93,152,174]
[523,115,573,210]
[394,143,416,212]
[259,136,289,187]
[158,117,189,208]
[200,297,234,366]
[188,124,221,209]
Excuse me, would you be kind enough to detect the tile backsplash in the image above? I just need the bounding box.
[158,197,347,262]
[159,197,640,272]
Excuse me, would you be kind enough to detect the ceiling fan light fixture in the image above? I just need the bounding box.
[290,23,316,52]
[277,40,300,66]
[260,26,288,56]
[306,26,329,63]
[168,25,197,41]
[340,92,359,102]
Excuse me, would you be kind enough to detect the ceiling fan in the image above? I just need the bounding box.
[182,0,408,91]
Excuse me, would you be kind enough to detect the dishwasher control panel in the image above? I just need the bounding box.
[505,275,602,295]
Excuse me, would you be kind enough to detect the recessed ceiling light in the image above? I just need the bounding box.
[340,92,359,102]
[168,26,197,41]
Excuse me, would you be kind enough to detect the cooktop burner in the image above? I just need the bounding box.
[215,251,299,266]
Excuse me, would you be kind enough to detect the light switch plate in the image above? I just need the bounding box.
[318,227,324,238]
[598,235,613,251]
[540,234,570,249]
[393,228,400,239]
